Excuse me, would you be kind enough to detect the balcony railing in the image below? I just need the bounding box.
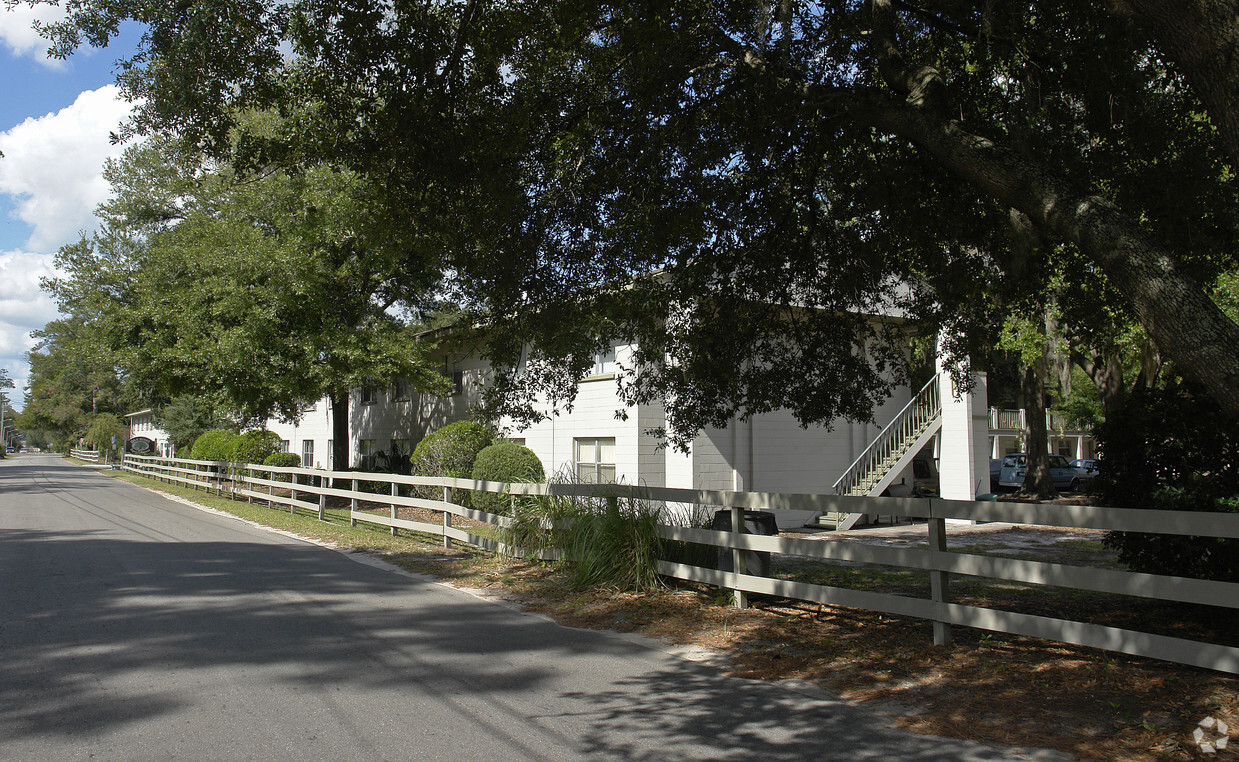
[989,408,1089,434]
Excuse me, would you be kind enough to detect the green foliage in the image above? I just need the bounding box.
[229,430,283,465]
[410,421,495,480]
[43,133,449,441]
[1058,368,1105,431]
[263,452,301,468]
[564,496,665,592]
[189,428,239,461]
[41,1,1239,435]
[156,394,233,452]
[500,469,666,592]
[19,318,135,450]
[84,413,127,453]
[1094,385,1239,581]
[470,443,546,514]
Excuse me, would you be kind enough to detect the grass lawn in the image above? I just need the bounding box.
[105,465,1238,761]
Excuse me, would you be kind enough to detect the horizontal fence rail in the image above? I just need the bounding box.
[69,448,100,462]
[118,453,1239,675]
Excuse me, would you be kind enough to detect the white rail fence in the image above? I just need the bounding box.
[70,448,100,462]
[120,453,1239,675]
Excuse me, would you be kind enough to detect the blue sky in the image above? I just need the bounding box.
[0,5,142,408]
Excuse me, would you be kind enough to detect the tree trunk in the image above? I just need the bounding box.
[1020,364,1058,499]
[854,97,1239,421]
[1112,0,1239,171]
[330,391,349,473]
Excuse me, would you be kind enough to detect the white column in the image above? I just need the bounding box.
[937,365,990,504]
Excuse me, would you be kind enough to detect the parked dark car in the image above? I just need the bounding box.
[998,453,1087,492]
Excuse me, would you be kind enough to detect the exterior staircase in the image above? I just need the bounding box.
[811,375,943,529]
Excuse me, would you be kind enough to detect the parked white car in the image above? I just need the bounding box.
[998,453,1087,492]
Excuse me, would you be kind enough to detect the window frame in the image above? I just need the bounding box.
[574,437,617,484]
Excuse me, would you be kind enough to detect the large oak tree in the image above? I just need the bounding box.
[37,1,1239,443]
[46,134,448,469]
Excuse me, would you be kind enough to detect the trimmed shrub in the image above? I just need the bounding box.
[263,452,301,468]
[409,420,495,507]
[1095,383,1239,581]
[229,430,283,465]
[190,429,239,461]
[471,442,546,514]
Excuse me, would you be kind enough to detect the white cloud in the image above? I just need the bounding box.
[0,85,133,251]
[0,249,61,403]
[0,3,65,66]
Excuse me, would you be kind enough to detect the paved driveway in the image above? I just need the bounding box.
[0,454,1061,760]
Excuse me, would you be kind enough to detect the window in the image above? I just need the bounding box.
[442,360,464,395]
[280,439,291,453]
[589,346,617,377]
[360,385,377,404]
[302,439,315,467]
[575,437,616,484]
[390,439,412,471]
[358,439,376,470]
[391,379,410,401]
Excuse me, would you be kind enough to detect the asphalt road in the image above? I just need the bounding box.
[0,454,1061,761]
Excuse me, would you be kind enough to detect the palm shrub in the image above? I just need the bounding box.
[190,429,238,461]
[471,442,545,514]
[501,467,666,592]
[566,493,665,591]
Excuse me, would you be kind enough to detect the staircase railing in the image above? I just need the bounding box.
[832,375,942,496]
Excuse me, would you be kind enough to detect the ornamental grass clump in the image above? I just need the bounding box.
[502,468,667,592]
[564,492,665,592]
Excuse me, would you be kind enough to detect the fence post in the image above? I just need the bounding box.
[267,469,274,507]
[442,486,454,549]
[318,484,326,521]
[730,504,748,609]
[290,472,298,514]
[928,505,953,646]
[390,482,399,536]
[350,478,358,527]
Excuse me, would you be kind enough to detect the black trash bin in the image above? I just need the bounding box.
[711,509,779,576]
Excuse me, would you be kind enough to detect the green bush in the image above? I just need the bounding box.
[263,452,301,468]
[410,421,495,506]
[471,442,545,514]
[229,430,283,465]
[410,421,495,478]
[190,429,239,461]
[1095,383,1239,581]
